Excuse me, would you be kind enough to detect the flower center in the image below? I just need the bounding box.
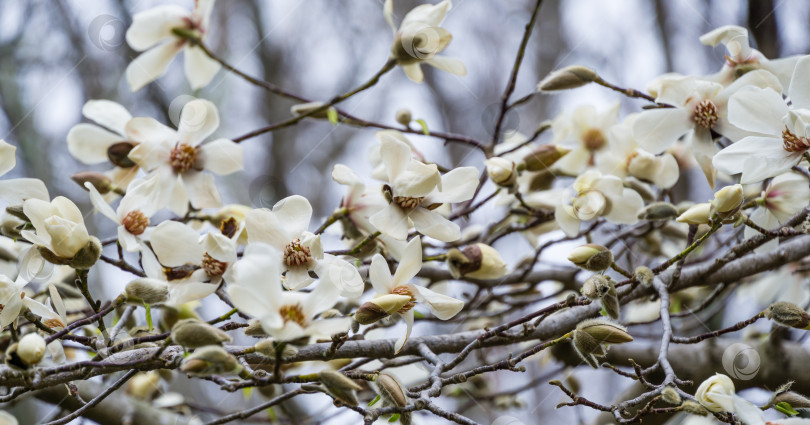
[283,238,312,268]
[782,127,810,153]
[393,196,424,211]
[121,210,149,235]
[170,143,198,173]
[278,303,306,326]
[201,252,228,277]
[391,286,417,314]
[582,128,606,151]
[693,99,719,129]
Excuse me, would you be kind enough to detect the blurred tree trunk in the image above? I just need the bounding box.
[748,0,780,58]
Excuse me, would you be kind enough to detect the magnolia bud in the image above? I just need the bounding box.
[527,169,556,191]
[634,266,654,287]
[395,109,412,126]
[107,142,137,168]
[126,278,169,305]
[484,158,517,187]
[638,202,678,221]
[180,346,240,376]
[290,101,329,119]
[765,302,810,329]
[537,65,599,92]
[17,333,46,366]
[601,282,621,320]
[319,370,362,406]
[0,411,19,425]
[711,184,744,219]
[446,244,507,280]
[572,329,603,369]
[254,339,299,359]
[581,274,610,299]
[769,391,810,411]
[171,318,231,349]
[0,212,23,239]
[72,172,114,194]
[355,294,413,325]
[680,401,709,416]
[676,203,712,225]
[67,236,102,270]
[575,318,633,344]
[522,145,571,172]
[244,319,267,337]
[376,372,407,407]
[661,386,682,405]
[127,371,161,400]
[567,244,613,272]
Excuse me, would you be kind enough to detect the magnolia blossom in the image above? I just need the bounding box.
[744,172,810,253]
[549,104,619,175]
[0,276,27,328]
[125,0,221,91]
[0,139,48,205]
[66,100,139,191]
[369,132,478,242]
[246,195,364,298]
[369,237,464,353]
[633,71,781,187]
[700,25,802,87]
[713,57,810,183]
[127,99,243,216]
[149,221,237,284]
[695,374,764,425]
[384,0,466,82]
[22,197,94,259]
[226,243,350,341]
[139,242,219,307]
[555,170,643,237]
[86,174,165,252]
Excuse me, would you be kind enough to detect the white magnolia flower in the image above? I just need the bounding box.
[0,139,48,205]
[246,195,364,298]
[369,131,478,242]
[86,174,165,252]
[369,131,426,182]
[66,100,139,192]
[633,71,781,187]
[713,57,810,183]
[226,243,350,341]
[22,197,93,259]
[550,104,619,175]
[148,220,237,285]
[125,0,221,91]
[599,114,680,188]
[555,170,643,237]
[384,0,467,82]
[139,242,219,307]
[744,171,810,253]
[127,99,243,216]
[369,236,464,353]
[700,25,803,87]
[0,275,27,328]
[695,374,764,425]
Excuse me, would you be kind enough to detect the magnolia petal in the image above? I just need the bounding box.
[119,174,165,218]
[402,63,424,83]
[727,87,786,136]
[126,41,184,92]
[0,178,49,204]
[394,310,414,354]
[410,207,460,242]
[272,195,312,237]
[198,139,243,175]
[0,290,22,328]
[125,5,188,51]
[731,394,765,425]
[168,281,217,306]
[118,226,141,253]
[177,99,220,146]
[283,267,315,291]
[424,56,467,75]
[228,243,282,312]
[331,164,364,188]
[379,132,412,184]
[713,136,799,184]
[401,0,451,28]
[66,124,123,164]
[315,255,364,299]
[555,203,581,237]
[369,203,410,240]
[393,236,422,286]
[423,166,478,204]
[85,182,120,224]
[246,209,290,249]
[125,117,177,146]
[304,277,342,317]
[82,100,132,136]
[370,254,395,294]
[395,161,441,197]
[203,233,236,263]
[0,139,14,176]
[184,45,221,90]
[151,221,205,267]
[604,188,643,224]
[411,284,463,320]
[654,153,680,189]
[383,0,396,32]
[632,108,691,154]
[167,174,191,217]
[184,171,222,210]
[746,207,779,254]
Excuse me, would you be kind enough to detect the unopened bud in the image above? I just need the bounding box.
[319,309,343,319]
[395,109,412,126]
[581,275,610,299]
[16,333,46,366]
[447,244,507,280]
[127,371,161,400]
[179,346,240,376]
[769,391,810,411]
[126,278,169,305]
[290,101,330,119]
[73,172,114,194]
[254,339,298,359]
[638,202,679,221]
[355,294,412,325]
[765,302,810,329]
[634,266,654,287]
[244,319,267,337]
[661,386,682,405]
[522,145,571,172]
[376,372,407,407]
[572,329,603,369]
[676,203,712,225]
[537,65,599,92]
[485,157,517,187]
[711,184,744,219]
[67,236,102,270]
[680,401,709,416]
[567,244,613,272]
[601,282,621,320]
[171,318,231,349]
[106,142,137,168]
[319,370,362,406]
[575,318,633,344]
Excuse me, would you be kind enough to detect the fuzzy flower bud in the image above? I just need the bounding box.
[575,318,633,344]
[581,274,610,299]
[180,346,241,376]
[125,278,169,305]
[72,171,115,194]
[661,386,682,405]
[711,184,744,219]
[567,244,613,272]
[484,157,517,187]
[572,328,604,369]
[680,401,709,416]
[319,370,362,406]
[355,294,413,325]
[254,338,299,359]
[376,372,407,407]
[638,202,679,221]
[171,318,232,349]
[446,243,508,280]
[537,65,599,92]
[522,144,571,172]
[395,109,412,126]
[765,302,810,329]
[676,203,712,225]
[634,266,654,286]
